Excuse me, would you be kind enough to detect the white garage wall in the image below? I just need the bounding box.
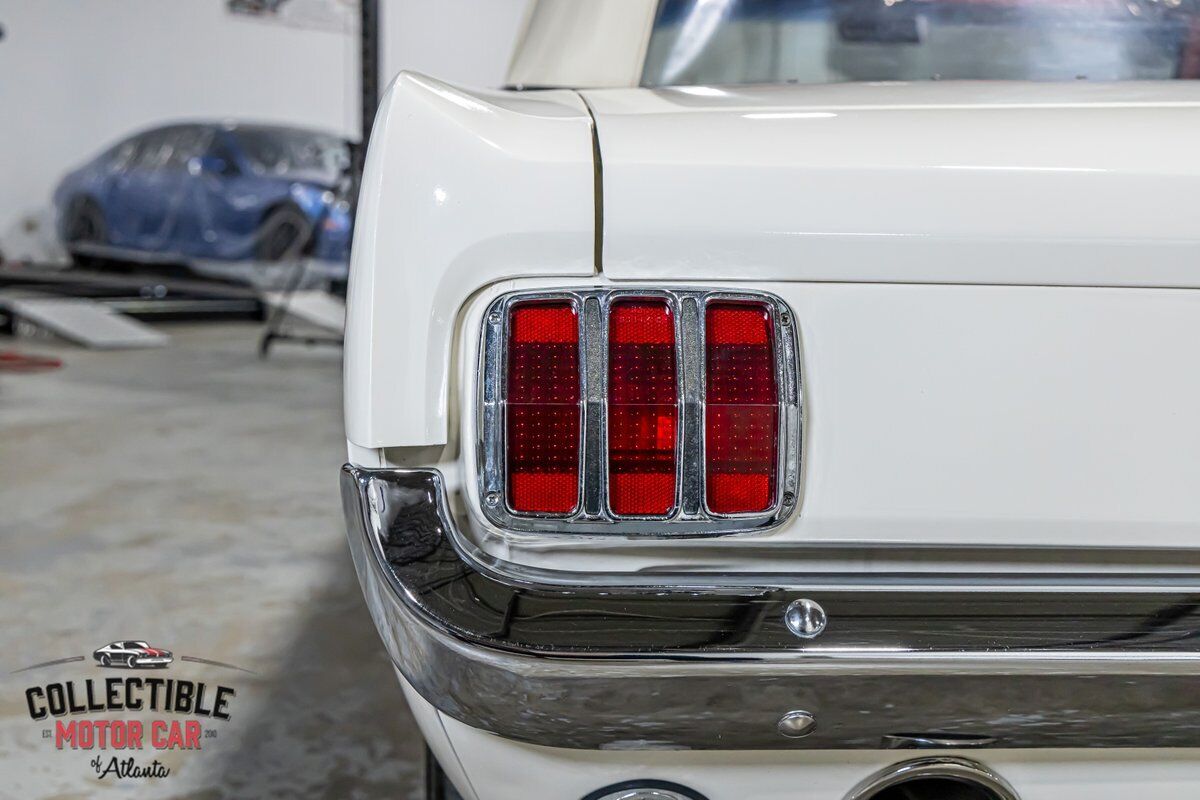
[0,0,528,262]
[383,0,528,90]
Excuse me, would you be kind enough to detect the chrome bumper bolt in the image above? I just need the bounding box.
[785,598,827,639]
[777,710,817,738]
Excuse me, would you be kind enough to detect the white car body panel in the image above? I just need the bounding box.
[344,67,1200,798]
[446,278,1200,577]
[586,81,1200,287]
[393,672,1200,800]
[343,72,595,449]
[447,721,1200,800]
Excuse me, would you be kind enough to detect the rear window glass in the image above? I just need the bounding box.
[643,0,1200,86]
[132,131,174,170]
[166,127,212,168]
[233,127,349,180]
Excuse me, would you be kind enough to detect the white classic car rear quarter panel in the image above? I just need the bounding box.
[343,71,596,449]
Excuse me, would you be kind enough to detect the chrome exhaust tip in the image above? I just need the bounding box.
[846,757,1019,800]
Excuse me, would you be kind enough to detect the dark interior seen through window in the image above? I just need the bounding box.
[644,0,1200,85]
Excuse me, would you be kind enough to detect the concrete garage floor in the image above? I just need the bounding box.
[0,323,423,798]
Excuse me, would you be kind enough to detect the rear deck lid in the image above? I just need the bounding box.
[583,81,1200,287]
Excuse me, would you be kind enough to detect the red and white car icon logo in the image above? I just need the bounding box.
[92,640,174,669]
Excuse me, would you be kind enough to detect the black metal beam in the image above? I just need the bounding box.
[346,0,380,251]
[360,0,381,150]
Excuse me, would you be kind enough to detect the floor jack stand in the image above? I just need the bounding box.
[257,259,343,359]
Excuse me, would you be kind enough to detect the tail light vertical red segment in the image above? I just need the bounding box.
[705,302,778,514]
[607,300,678,516]
[505,302,580,514]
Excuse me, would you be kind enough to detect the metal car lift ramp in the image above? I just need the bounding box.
[0,264,266,321]
[0,295,168,349]
[263,290,345,333]
[0,263,269,349]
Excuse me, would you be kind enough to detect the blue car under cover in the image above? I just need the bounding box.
[54,122,352,274]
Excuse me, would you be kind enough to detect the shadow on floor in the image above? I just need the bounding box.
[212,545,424,800]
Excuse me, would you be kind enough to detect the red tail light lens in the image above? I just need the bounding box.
[608,300,678,516]
[482,289,797,534]
[506,302,580,514]
[705,302,778,514]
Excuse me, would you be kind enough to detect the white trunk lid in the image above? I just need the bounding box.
[584,81,1200,287]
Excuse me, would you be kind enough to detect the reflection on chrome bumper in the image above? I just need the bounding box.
[341,465,1200,750]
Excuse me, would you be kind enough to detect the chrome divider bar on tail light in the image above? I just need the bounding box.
[477,288,802,536]
[581,295,606,519]
[678,294,705,519]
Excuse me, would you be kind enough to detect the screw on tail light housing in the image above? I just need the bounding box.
[478,289,801,536]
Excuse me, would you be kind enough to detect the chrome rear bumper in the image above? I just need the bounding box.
[341,464,1200,750]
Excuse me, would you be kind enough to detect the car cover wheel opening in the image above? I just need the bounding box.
[255,205,312,262]
[99,654,110,667]
[126,655,136,668]
[65,197,107,266]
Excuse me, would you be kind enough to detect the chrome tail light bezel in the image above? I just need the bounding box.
[477,287,802,536]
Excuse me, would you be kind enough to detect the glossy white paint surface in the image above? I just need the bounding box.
[348,74,1200,796]
[399,653,1200,793]
[506,0,657,89]
[444,277,1200,576]
[398,673,481,800]
[585,81,1200,287]
[409,684,1200,800]
[343,72,595,448]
